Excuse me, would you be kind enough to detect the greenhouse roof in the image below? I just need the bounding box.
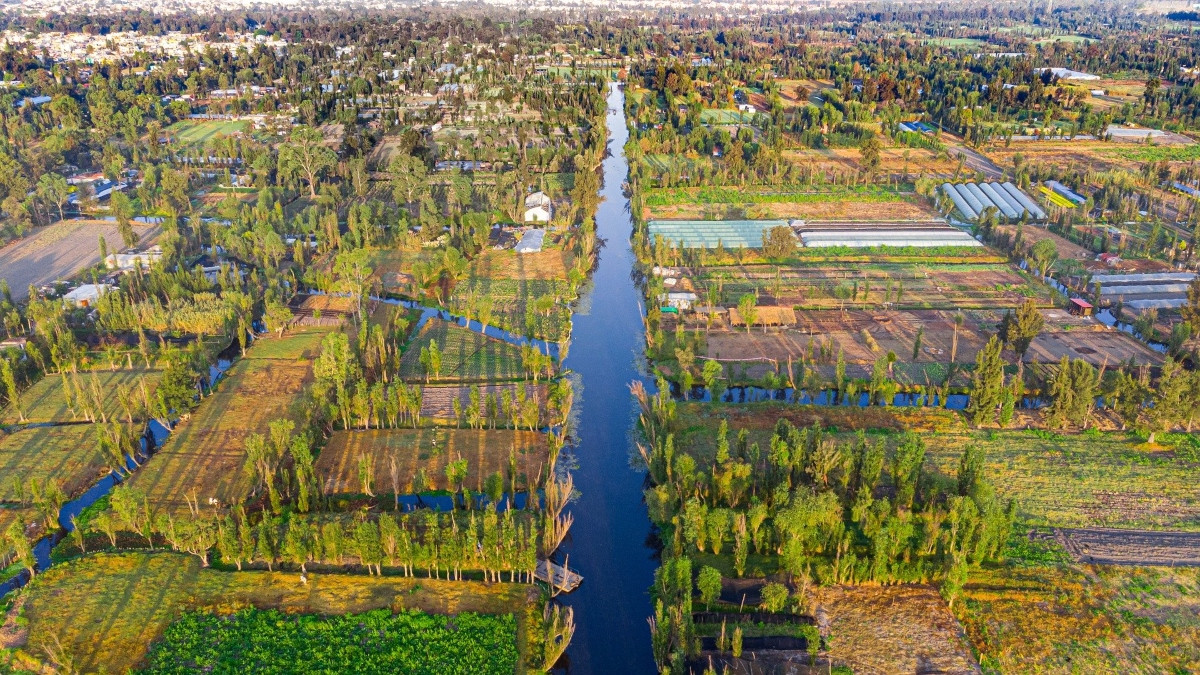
[647,219,789,249]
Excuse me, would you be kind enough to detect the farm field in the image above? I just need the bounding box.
[0,220,160,302]
[316,428,550,496]
[957,536,1200,674]
[642,185,937,222]
[926,428,1200,531]
[8,551,530,674]
[698,306,1158,383]
[695,261,1045,310]
[816,584,979,675]
[672,403,1200,531]
[126,329,328,515]
[370,249,573,341]
[1057,527,1200,566]
[0,368,161,425]
[399,320,530,383]
[0,425,109,503]
[163,119,248,147]
[785,145,959,179]
[419,382,547,423]
[141,607,519,674]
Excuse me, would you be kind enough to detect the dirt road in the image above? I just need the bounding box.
[1057,527,1200,567]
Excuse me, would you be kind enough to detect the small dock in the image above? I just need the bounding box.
[536,559,583,594]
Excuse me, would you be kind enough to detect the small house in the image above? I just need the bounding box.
[1069,298,1094,317]
[662,291,699,310]
[62,284,112,308]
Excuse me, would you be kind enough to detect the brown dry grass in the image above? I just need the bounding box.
[471,249,571,280]
[316,427,550,496]
[815,584,979,675]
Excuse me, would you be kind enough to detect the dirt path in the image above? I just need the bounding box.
[1057,527,1200,567]
[950,143,1004,181]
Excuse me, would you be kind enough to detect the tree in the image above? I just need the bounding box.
[0,358,23,422]
[956,445,984,497]
[761,226,796,259]
[697,565,722,609]
[1000,299,1044,359]
[110,191,137,247]
[5,519,34,578]
[737,293,757,335]
[761,582,789,613]
[277,126,337,197]
[1029,238,1059,279]
[860,133,883,174]
[36,172,71,222]
[967,336,1006,426]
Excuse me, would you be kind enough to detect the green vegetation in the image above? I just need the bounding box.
[644,184,911,208]
[141,608,519,674]
[398,320,546,383]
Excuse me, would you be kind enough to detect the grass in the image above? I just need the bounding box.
[0,425,110,504]
[163,119,248,148]
[672,404,1200,530]
[9,551,531,674]
[399,320,529,383]
[1102,144,1200,163]
[924,428,1200,531]
[317,428,550,497]
[0,368,162,425]
[643,183,913,208]
[126,329,329,515]
[958,535,1200,674]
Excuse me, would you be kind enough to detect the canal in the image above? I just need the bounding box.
[558,82,658,673]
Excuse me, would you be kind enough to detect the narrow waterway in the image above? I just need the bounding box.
[558,82,658,673]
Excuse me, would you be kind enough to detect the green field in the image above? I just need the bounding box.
[399,320,530,383]
[1,368,161,425]
[643,184,913,207]
[13,552,530,674]
[0,424,109,503]
[642,154,710,176]
[164,119,248,147]
[142,608,519,674]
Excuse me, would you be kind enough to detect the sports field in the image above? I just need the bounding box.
[163,119,248,147]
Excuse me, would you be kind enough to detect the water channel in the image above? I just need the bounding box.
[557,82,658,674]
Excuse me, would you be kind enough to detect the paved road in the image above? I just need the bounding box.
[950,143,1004,181]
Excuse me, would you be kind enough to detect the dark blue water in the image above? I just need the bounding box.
[557,83,658,674]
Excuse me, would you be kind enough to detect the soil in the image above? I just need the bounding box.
[0,220,159,301]
[1057,527,1200,566]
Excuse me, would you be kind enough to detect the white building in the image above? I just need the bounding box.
[105,246,163,271]
[63,284,112,308]
[524,191,553,222]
